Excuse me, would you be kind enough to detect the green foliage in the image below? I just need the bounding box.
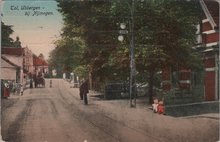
[73,65,88,79]
[55,0,202,88]
[48,37,85,77]
[1,22,14,47]
[57,1,128,82]
[1,22,22,48]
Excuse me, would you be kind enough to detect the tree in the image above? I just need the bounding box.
[48,37,85,78]
[109,0,202,103]
[124,0,202,103]
[2,22,22,47]
[2,22,14,47]
[133,0,202,103]
[56,0,202,103]
[57,1,129,83]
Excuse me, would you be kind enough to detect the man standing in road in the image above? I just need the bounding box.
[79,81,84,100]
[80,79,89,105]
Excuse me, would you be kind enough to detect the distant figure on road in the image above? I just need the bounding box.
[30,79,33,88]
[79,82,84,100]
[79,80,89,105]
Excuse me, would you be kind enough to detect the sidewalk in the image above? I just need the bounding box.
[165,101,219,118]
[63,80,219,141]
[87,90,219,142]
[88,90,219,119]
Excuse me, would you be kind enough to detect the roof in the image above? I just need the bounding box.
[1,47,24,56]
[201,0,219,29]
[1,55,23,67]
[33,56,48,66]
[204,0,219,25]
[1,56,20,68]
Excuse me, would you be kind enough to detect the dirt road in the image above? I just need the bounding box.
[1,79,161,142]
[1,79,219,142]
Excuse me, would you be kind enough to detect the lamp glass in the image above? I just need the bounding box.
[120,23,126,29]
[118,35,124,41]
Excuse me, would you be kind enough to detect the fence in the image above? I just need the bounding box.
[164,71,205,105]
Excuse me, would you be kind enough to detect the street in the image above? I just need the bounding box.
[1,79,219,142]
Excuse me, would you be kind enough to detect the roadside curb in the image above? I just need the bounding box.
[88,89,220,119]
[165,101,219,117]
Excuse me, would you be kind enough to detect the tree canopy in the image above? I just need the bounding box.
[48,37,86,77]
[51,0,202,96]
[2,22,22,48]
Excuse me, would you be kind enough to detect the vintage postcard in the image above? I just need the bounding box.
[1,0,219,142]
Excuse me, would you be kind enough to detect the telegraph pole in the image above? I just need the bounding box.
[129,0,136,107]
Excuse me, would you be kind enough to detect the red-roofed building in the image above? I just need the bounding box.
[33,54,49,77]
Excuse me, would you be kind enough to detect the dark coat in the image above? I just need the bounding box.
[80,81,89,94]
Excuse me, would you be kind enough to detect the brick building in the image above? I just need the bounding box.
[162,0,219,102]
[199,0,219,101]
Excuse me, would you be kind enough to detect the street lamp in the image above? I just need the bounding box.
[120,22,126,30]
[118,35,124,42]
[118,0,136,108]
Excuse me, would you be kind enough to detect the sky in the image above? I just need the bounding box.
[1,0,63,59]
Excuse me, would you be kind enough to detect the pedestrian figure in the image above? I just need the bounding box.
[157,100,165,114]
[30,79,33,88]
[79,82,84,100]
[20,84,23,96]
[152,97,159,113]
[1,80,10,98]
[50,80,52,88]
[33,74,37,88]
[1,80,4,98]
[80,80,89,105]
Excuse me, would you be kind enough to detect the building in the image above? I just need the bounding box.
[1,47,24,83]
[23,47,34,76]
[33,54,49,77]
[1,47,34,87]
[161,0,219,102]
[1,56,19,81]
[198,0,219,101]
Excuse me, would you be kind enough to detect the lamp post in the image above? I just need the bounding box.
[118,0,136,107]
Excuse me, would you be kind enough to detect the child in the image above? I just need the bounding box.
[152,98,159,113]
[157,100,165,114]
